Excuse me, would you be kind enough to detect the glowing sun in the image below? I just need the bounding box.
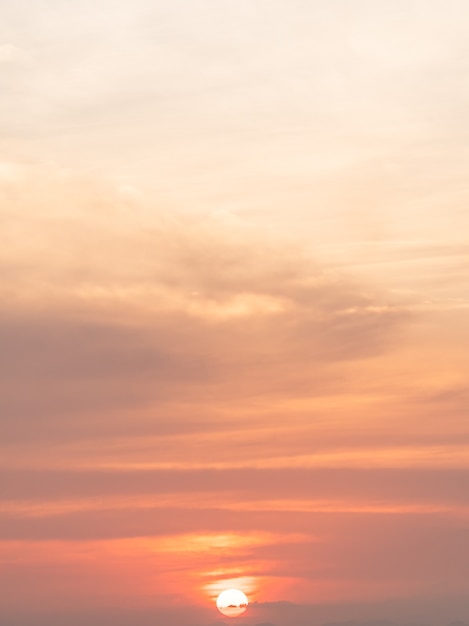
[216,588,249,617]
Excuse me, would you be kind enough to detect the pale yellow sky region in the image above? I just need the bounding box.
[1,2,469,626]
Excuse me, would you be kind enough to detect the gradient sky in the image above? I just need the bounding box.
[1,2,469,626]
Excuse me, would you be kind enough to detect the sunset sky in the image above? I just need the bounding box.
[1,1,469,625]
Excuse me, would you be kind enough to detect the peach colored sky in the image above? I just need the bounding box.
[1,2,469,626]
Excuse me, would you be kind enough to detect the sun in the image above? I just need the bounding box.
[216,588,249,617]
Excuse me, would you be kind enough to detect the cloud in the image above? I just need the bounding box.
[2,465,468,539]
[1,1,468,622]
[3,465,469,503]
[0,166,410,451]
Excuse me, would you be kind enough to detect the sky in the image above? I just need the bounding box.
[1,1,469,625]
